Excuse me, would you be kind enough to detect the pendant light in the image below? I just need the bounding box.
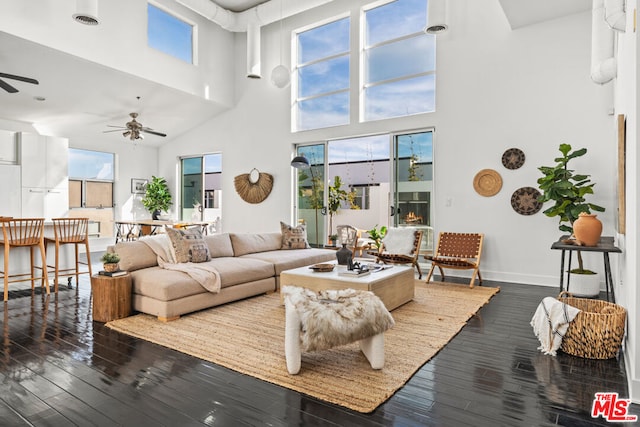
[271,0,291,88]
[425,0,448,34]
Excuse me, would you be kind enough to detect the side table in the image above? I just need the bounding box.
[90,273,132,322]
[550,236,621,302]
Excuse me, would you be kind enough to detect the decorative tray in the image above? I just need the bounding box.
[309,263,335,272]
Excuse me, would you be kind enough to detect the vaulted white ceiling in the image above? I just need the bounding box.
[0,0,593,145]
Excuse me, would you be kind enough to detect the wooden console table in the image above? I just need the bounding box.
[91,273,132,322]
[550,235,621,302]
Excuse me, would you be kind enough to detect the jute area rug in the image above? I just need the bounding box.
[106,282,500,413]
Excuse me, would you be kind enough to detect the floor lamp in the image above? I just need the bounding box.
[291,154,319,247]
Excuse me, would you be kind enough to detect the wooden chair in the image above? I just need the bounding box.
[0,218,50,301]
[374,228,424,278]
[44,218,93,292]
[425,232,484,288]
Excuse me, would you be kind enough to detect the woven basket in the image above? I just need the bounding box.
[558,292,626,359]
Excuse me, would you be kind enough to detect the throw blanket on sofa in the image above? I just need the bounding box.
[530,297,580,356]
[140,235,221,293]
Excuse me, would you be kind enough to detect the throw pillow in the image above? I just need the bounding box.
[280,221,311,249]
[165,227,211,263]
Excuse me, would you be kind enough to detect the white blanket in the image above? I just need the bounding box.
[140,235,221,294]
[530,297,580,356]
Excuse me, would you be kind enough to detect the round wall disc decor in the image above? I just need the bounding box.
[502,148,525,170]
[511,186,542,215]
[473,169,503,197]
[234,168,274,204]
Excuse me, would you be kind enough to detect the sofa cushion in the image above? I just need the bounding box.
[205,233,235,258]
[112,240,158,272]
[230,232,282,256]
[241,248,336,276]
[280,222,310,249]
[131,257,275,301]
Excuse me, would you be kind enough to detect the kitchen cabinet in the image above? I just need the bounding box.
[20,133,69,219]
[0,130,17,164]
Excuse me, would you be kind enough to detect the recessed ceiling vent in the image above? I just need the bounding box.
[72,0,100,26]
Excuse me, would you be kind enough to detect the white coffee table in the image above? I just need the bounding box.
[280,261,415,311]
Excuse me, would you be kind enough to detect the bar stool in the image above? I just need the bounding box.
[44,218,93,292]
[0,218,50,301]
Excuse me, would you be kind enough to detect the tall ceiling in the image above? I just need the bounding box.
[0,0,592,146]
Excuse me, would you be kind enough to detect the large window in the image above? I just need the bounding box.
[362,0,435,121]
[148,3,194,64]
[68,148,115,238]
[294,16,350,131]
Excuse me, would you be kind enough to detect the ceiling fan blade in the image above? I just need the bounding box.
[0,78,18,93]
[0,72,39,85]
[141,128,167,137]
[103,129,126,133]
[106,125,126,129]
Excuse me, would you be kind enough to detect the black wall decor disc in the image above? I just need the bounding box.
[511,187,542,215]
[502,148,525,170]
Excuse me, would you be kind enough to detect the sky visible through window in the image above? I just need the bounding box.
[148,4,193,64]
[68,148,114,180]
[296,0,432,130]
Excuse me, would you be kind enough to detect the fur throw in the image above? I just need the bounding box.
[282,286,395,352]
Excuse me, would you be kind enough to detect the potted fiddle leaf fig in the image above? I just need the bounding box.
[537,143,605,296]
[141,176,173,220]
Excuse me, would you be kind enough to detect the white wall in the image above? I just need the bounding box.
[614,0,640,403]
[159,0,617,288]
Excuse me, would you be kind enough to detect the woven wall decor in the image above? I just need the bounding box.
[510,186,542,215]
[234,168,274,204]
[502,148,525,170]
[473,169,502,197]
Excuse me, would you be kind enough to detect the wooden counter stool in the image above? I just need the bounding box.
[44,218,93,292]
[0,218,50,301]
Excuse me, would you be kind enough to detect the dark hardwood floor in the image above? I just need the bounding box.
[0,263,638,426]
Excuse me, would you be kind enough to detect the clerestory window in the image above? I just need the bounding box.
[362,0,435,121]
[293,16,350,132]
[148,3,194,64]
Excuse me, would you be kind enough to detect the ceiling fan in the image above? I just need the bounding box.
[104,112,167,141]
[0,72,39,93]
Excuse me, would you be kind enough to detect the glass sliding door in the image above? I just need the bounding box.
[393,130,434,255]
[180,154,222,232]
[294,144,325,247]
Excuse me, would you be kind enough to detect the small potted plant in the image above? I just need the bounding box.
[141,176,173,220]
[367,225,387,250]
[101,252,121,272]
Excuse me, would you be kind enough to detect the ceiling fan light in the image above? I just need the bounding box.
[123,131,131,137]
[73,0,99,25]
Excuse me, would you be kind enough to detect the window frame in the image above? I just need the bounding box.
[292,13,351,132]
[360,0,435,122]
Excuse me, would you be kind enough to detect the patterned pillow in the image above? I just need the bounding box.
[165,227,211,263]
[280,221,310,249]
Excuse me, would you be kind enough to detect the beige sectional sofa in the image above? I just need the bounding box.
[109,232,336,321]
